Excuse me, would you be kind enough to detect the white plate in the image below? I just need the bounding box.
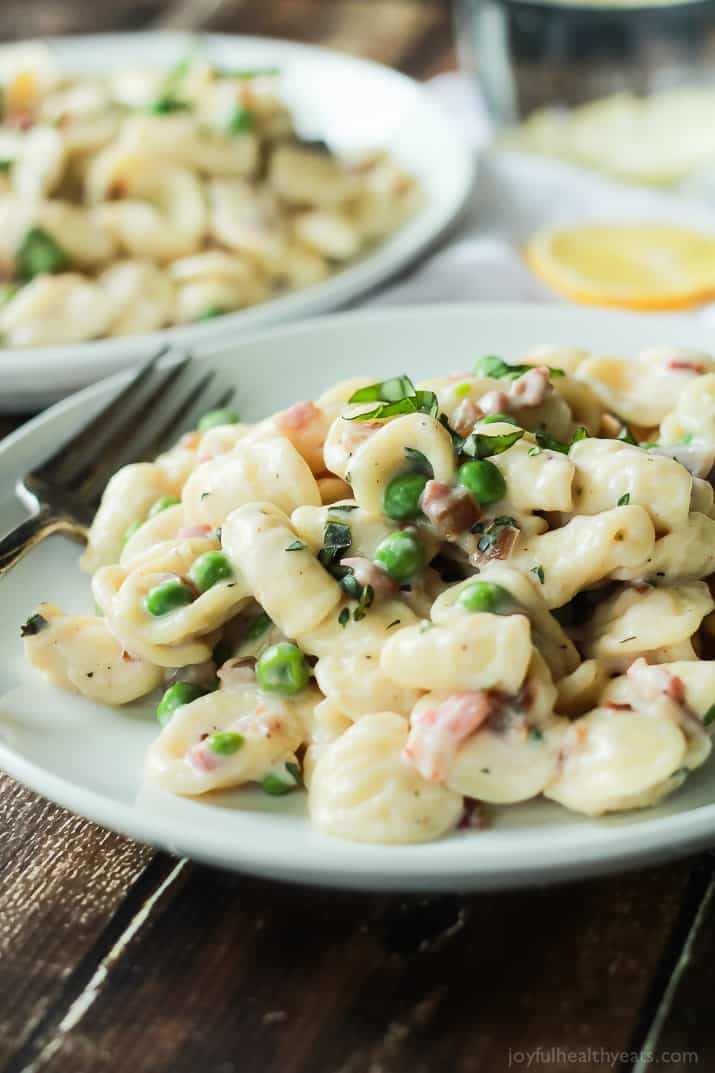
[2,302,715,892]
[0,32,474,412]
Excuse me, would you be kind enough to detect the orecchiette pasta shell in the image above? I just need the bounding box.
[571,438,691,534]
[147,687,304,796]
[509,505,656,608]
[183,436,321,528]
[24,603,162,705]
[431,564,579,680]
[308,712,463,844]
[81,462,180,572]
[380,613,532,694]
[222,503,342,638]
[581,582,713,665]
[348,413,457,516]
[544,706,688,816]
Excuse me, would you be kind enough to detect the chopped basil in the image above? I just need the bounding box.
[0,159,12,173]
[318,521,352,569]
[461,429,524,459]
[618,493,631,506]
[703,704,715,727]
[619,635,637,644]
[340,572,363,600]
[338,607,350,627]
[531,564,545,584]
[347,375,438,422]
[386,619,401,629]
[17,227,70,280]
[529,727,544,742]
[20,612,48,637]
[329,504,359,513]
[350,375,415,404]
[285,540,307,552]
[403,446,434,477]
[617,424,637,446]
[353,584,374,622]
[528,447,542,457]
[197,306,226,321]
[535,427,589,455]
[226,107,255,134]
[474,354,564,380]
[147,95,192,114]
[471,515,518,553]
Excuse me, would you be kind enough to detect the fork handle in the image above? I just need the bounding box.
[0,506,88,579]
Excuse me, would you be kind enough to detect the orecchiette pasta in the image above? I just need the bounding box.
[22,343,715,845]
[0,45,421,346]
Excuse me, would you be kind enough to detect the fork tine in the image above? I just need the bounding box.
[136,374,229,460]
[83,380,234,507]
[73,354,194,498]
[32,345,170,486]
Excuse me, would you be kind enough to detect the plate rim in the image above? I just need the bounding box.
[0,30,476,406]
[2,300,715,892]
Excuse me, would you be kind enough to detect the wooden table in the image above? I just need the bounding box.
[1,3,713,1071]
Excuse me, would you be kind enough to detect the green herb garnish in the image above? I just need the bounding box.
[226,106,255,134]
[347,376,438,422]
[17,227,70,280]
[474,354,564,381]
[285,540,307,552]
[461,429,524,459]
[20,612,48,637]
[618,493,631,506]
[531,564,545,585]
[534,427,589,455]
[403,446,434,477]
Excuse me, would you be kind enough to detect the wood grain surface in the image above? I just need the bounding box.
[0,3,711,1072]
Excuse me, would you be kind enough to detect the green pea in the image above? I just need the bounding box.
[16,227,70,280]
[189,550,233,592]
[148,495,181,517]
[206,731,245,755]
[458,580,512,614]
[256,642,310,695]
[122,519,143,546]
[383,472,428,521]
[458,459,506,504]
[261,769,298,796]
[197,408,240,432]
[374,529,426,581]
[479,413,513,425]
[145,577,194,617]
[246,611,272,642]
[156,681,205,727]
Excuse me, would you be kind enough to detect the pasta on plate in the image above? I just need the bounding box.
[0,43,421,347]
[21,343,715,844]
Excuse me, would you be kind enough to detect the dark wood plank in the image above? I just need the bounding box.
[209,0,454,75]
[17,858,695,1073]
[0,773,164,1067]
[0,0,171,40]
[625,854,715,1072]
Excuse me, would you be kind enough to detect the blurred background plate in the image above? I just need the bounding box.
[3,302,715,893]
[0,32,475,412]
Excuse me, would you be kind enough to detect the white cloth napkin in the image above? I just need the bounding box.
[370,72,715,317]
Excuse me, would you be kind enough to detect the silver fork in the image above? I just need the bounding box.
[0,347,234,578]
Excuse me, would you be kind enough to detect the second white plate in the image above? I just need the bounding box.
[0,32,474,411]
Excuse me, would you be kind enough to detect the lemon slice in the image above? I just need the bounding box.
[525,223,715,311]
